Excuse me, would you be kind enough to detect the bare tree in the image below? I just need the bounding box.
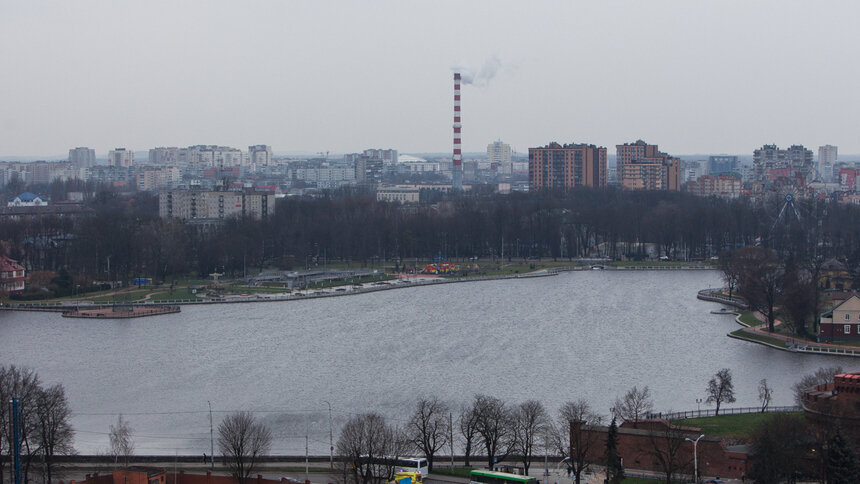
[1,365,43,484]
[758,378,773,413]
[109,414,134,466]
[34,384,74,484]
[472,395,515,470]
[557,400,602,484]
[705,368,736,416]
[612,386,653,428]
[646,422,692,484]
[407,397,449,472]
[511,400,548,475]
[793,366,843,406]
[217,411,272,484]
[337,413,408,484]
[458,403,481,468]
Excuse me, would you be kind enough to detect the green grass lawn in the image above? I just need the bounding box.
[730,328,790,348]
[148,288,200,301]
[670,412,799,439]
[737,310,764,327]
[87,290,150,303]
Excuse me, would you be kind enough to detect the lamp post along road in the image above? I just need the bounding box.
[685,434,705,483]
[323,401,333,470]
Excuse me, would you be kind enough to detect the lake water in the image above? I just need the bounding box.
[1,270,857,455]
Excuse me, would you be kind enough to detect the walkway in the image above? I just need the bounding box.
[732,310,860,357]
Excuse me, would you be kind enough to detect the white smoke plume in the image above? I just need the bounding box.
[453,56,502,87]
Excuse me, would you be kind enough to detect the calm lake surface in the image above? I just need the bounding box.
[1,270,858,455]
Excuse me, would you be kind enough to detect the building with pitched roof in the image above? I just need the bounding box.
[819,295,860,342]
[0,256,25,294]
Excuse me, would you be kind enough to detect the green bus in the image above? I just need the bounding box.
[470,470,538,484]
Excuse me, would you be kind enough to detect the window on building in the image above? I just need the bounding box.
[846,313,851,321]
[845,325,851,334]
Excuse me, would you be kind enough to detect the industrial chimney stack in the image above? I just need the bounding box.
[452,72,463,191]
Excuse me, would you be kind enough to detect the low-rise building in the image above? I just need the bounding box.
[686,174,743,198]
[819,295,860,342]
[0,256,25,294]
[578,419,748,479]
[7,192,47,207]
[377,186,420,203]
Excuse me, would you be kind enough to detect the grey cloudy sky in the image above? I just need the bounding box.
[1,0,859,158]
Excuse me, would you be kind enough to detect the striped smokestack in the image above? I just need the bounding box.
[452,72,463,191]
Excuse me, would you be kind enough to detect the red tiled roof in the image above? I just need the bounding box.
[0,256,24,272]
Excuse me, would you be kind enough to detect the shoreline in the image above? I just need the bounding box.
[697,288,860,358]
[2,264,715,313]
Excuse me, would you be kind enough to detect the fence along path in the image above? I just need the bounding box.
[649,405,801,421]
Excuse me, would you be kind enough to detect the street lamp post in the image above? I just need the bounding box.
[323,400,333,470]
[696,398,703,414]
[685,434,705,483]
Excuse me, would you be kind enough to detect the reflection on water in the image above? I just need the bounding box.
[1,270,857,454]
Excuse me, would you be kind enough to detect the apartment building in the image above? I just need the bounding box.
[528,142,607,191]
[616,140,681,191]
[158,189,275,221]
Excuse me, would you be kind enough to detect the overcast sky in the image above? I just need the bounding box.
[2,1,859,158]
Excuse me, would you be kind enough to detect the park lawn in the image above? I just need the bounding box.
[670,412,800,439]
[87,290,151,303]
[737,311,764,327]
[621,478,662,484]
[730,328,790,348]
[148,288,200,301]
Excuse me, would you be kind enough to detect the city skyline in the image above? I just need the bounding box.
[2,1,859,157]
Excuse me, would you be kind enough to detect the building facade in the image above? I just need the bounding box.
[148,147,180,165]
[803,372,860,447]
[818,145,837,182]
[108,148,134,167]
[819,295,860,342]
[68,147,96,167]
[753,144,814,181]
[0,256,26,294]
[528,142,607,191]
[616,140,681,191]
[248,145,273,166]
[687,174,743,198]
[158,189,275,221]
[354,155,383,187]
[487,140,512,164]
[708,155,739,175]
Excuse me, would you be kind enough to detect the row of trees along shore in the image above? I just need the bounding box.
[2,365,857,484]
[2,184,860,292]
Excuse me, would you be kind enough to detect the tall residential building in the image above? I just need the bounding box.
[149,147,180,165]
[354,155,383,187]
[616,140,681,191]
[818,145,838,182]
[753,144,814,181]
[528,142,607,191]
[708,155,739,175]
[108,148,134,167]
[487,140,512,164]
[68,147,96,167]
[248,145,273,166]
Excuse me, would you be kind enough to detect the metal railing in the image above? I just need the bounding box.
[650,405,801,420]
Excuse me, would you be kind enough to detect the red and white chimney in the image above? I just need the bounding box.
[452,72,463,191]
